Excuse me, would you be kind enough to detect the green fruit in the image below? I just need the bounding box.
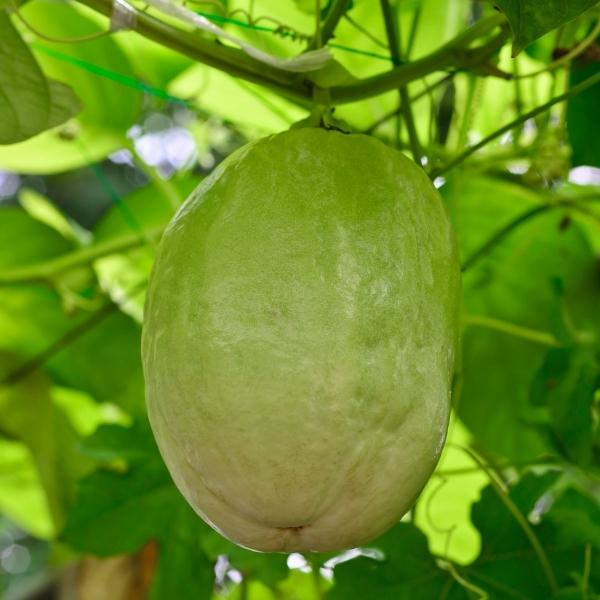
[142,128,460,553]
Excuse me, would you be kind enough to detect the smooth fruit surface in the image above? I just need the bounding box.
[142,128,460,552]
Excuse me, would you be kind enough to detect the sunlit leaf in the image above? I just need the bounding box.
[492,0,600,55]
[0,11,80,145]
[0,439,55,539]
[0,355,92,531]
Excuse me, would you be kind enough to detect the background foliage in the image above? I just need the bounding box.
[1,0,599,598]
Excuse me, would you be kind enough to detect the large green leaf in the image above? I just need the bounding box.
[492,0,600,55]
[0,206,75,355]
[0,11,80,145]
[0,125,123,174]
[0,3,141,172]
[443,176,600,461]
[62,420,216,597]
[327,523,468,599]
[0,438,55,539]
[0,355,92,531]
[149,501,215,600]
[464,472,600,597]
[61,459,178,556]
[115,28,194,89]
[530,346,599,466]
[62,421,183,556]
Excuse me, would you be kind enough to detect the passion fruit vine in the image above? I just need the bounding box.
[142,128,460,553]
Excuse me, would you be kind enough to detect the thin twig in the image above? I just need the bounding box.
[379,0,422,161]
[462,314,561,347]
[308,0,348,48]
[362,74,454,134]
[0,226,164,285]
[2,282,145,386]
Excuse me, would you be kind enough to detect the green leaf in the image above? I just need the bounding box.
[464,472,600,598]
[444,176,600,461]
[530,347,598,465]
[0,354,92,532]
[19,188,84,243]
[114,28,194,89]
[149,502,214,600]
[0,125,123,174]
[61,459,178,556]
[546,487,600,547]
[492,0,600,55]
[0,206,145,415]
[23,3,140,131]
[46,309,146,415]
[568,61,600,168]
[327,523,469,599]
[0,206,75,357]
[62,420,180,556]
[0,11,80,144]
[0,438,55,539]
[79,421,157,464]
[62,421,216,598]
[0,2,141,171]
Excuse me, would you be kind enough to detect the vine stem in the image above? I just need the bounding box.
[1,280,147,386]
[75,0,311,104]
[362,74,454,134]
[435,457,561,477]
[0,226,164,285]
[331,14,509,103]
[127,140,182,212]
[379,0,422,162]
[74,0,507,105]
[447,444,559,595]
[462,314,561,347]
[308,0,348,49]
[430,70,600,178]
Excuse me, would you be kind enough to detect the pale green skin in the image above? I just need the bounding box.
[142,128,460,553]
